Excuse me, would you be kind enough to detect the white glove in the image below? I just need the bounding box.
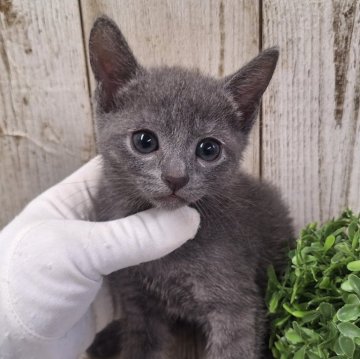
[0,156,200,359]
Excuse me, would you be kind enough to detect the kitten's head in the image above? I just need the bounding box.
[89,16,278,210]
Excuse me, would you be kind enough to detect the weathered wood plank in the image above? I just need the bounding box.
[0,0,94,228]
[80,0,260,177]
[262,0,360,234]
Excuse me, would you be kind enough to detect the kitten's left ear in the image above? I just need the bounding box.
[89,16,140,112]
[224,47,279,133]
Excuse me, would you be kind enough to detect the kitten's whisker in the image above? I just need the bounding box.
[194,201,207,221]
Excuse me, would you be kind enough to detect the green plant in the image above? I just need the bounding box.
[267,210,360,359]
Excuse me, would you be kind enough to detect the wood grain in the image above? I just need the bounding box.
[262,0,360,234]
[80,0,260,177]
[0,0,94,227]
[1,0,359,357]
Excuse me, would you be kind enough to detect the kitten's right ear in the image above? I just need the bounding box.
[224,48,279,134]
[89,16,139,112]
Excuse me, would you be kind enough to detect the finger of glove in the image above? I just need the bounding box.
[86,206,201,276]
[53,206,200,280]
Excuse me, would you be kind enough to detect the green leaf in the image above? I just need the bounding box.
[292,255,299,266]
[293,346,306,359]
[346,294,360,305]
[300,311,319,324]
[337,322,360,338]
[269,291,281,313]
[283,303,308,318]
[318,302,335,319]
[274,315,291,327]
[307,351,322,359]
[349,222,359,240]
[347,260,360,272]
[334,336,344,355]
[337,304,360,322]
[342,280,354,292]
[318,276,330,289]
[339,335,355,357]
[351,231,359,249]
[305,255,317,264]
[331,252,344,263]
[285,328,303,344]
[291,277,300,303]
[324,235,336,251]
[267,265,281,287]
[300,327,321,341]
[349,274,360,296]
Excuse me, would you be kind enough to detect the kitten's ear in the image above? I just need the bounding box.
[224,47,279,133]
[89,16,139,112]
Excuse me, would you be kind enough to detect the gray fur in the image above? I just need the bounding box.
[87,16,293,359]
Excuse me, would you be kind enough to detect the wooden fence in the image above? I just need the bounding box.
[0,0,359,234]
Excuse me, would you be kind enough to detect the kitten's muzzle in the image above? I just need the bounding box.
[152,193,188,209]
[161,174,189,193]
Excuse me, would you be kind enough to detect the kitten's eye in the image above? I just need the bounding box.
[132,130,159,154]
[196,138,221,161]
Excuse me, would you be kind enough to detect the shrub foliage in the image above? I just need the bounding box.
[267,210,360,359]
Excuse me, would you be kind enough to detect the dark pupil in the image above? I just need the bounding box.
[133,131,158,153]
[139,133,153,149]
[197,139,220,161]
[202,142,215,156]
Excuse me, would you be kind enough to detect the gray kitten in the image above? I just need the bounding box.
[87,16,293,359]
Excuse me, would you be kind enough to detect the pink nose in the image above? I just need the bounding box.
[161,174,189,192]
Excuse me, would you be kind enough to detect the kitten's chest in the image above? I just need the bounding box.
[138,265,208,319]
[135,229,222,317]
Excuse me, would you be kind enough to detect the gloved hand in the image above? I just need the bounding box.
[0,156,200,359]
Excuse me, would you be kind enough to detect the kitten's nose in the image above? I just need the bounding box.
[161,174,189,192]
